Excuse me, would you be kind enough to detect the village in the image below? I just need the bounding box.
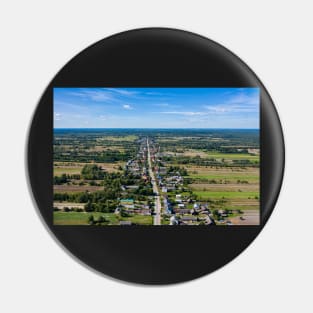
[116,137,240,226]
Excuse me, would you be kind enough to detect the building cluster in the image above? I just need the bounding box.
[116,137,234,225]
[116,138,154,224]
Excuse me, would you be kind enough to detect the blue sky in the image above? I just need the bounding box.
[54,87,259,128]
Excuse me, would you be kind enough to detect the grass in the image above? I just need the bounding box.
[206,152,259,161]
[193,190,259,200]
[189,183,259,192]
[54,212,118,225]
[127,215,153,225]
[188,174,259,183]
[53,211,153,225]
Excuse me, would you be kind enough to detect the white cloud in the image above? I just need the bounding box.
[123,104,133,110]
[68,90,114,102]
[54,112,62,121]
[202,90,259,114]
[105,88,138,96]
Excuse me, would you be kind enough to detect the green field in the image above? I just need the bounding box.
[127,215,153,225]
[53,212,117,225]
[54,211,152,225]
[193,190,259,200]
[187,174,259,183]
[206,152,259,161]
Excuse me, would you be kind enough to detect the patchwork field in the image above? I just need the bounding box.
[54,161,124,176]
[182,164,260,212]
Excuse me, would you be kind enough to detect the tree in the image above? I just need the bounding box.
[85,201,94,212]
[81,164,105,180]
[88,215,95,225]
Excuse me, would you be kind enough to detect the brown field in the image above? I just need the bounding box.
[87,145,125,152]
[228,210,259,225]
[101,135,138,141]
[54,185,104,193]
[54,165,82,175]
[229,199,259,205]
[179,149,208,158]
[54,161,124,176]
[53,202,85,209]
[178,164,258,175]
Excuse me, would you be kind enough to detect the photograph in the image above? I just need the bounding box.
[53,87,260,226]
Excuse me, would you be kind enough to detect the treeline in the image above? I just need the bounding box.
[54,173,81,185]
[54,189,120,204]
[163,156,258,167]
[81,164,105,180]
[85,200,118,213]
[54,150,134,163]
[167,165,188,176]
[190,178,249,184]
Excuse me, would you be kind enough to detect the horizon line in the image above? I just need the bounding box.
[54,127,260,130]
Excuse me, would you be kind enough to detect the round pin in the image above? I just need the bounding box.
[27,28,284,284]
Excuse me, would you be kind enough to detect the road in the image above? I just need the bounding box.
[147,138,161,225]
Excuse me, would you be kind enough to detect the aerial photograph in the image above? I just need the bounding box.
[53,87,260,226]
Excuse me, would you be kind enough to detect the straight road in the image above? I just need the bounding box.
[147,138,161,225]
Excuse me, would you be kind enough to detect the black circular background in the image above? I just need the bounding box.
[27,28,284,284]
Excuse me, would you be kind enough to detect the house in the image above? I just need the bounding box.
[119,221,132,226]
[175,208,190,214]
[138,209,151,215]
[126,185,139,190]
[165,186,176,191]
[120,199,135,209]
[159,167,167,174]
[205,216,215,225]
[169,215,179,225]
[181,216,197,222]
[120,199,134,205]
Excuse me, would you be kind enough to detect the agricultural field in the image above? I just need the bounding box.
[54,161,124,176]
[53,128,260,226]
